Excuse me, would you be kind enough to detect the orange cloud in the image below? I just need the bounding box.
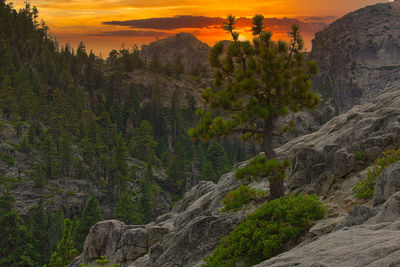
[9,0,389,56]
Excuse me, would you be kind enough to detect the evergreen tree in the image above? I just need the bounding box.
[0,76,17,119]
[139,165,153,223]
[189,15,320,199]
[129,120,158,164]
[205,142,231,179]
[73,196,103,252]
[40,133,57,179]
[0,188,38,266]
[148,54,163,73]
[59,132,73,177]
[49,218,78,267]
[114,190,142,225]
[172,56,184,79]
[111,134,129,192]
[201,160,218,182]
[28,199,63,265]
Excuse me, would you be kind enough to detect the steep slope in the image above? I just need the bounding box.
[71,84,400,266]
[310,1,400,113]
[277,84,400,196]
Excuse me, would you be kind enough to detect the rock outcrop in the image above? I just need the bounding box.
[255,220,400,267]
[140,33,210,73]
[70,168,246,266]
[70,220,170,266]
[373,160,400,205]
[310,1,400,113]
[277,85,400,195]
[71,83,400,267]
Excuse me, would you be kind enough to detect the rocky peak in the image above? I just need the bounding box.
[140,32,210,72]
[310,1,400,113]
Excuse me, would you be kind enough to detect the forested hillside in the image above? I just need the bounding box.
[0,1,253,265]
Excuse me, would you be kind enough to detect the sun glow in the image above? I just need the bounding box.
[9,0,389,55]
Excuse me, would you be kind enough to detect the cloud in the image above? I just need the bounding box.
[103,15,224,30]
[297,16,337,22]
[88,30,171,37]
[102,15,329,34]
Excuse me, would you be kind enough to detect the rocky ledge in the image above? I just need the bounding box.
[71,85,400,266]
[70,167,247,266]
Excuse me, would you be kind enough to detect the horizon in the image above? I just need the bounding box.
[9,0,391,56]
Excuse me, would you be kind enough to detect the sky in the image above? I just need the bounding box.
[10,0,391,56]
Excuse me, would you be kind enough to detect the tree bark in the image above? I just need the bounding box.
[264,117,285,200]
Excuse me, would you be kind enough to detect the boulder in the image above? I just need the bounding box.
[149,213,244,267]
[334,205,376,230]
[374,192,400,223]
[373,160,400,205]
[254,220,400,267]
[71,220,169,266]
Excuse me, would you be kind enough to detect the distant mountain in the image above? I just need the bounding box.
[310,1,400,113]
[140,32,210,73]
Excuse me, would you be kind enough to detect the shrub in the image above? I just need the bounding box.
[80,255,120,267]
[221,185,265,212]
[353,150,369,165]
[0,152,14,166]
[236,155,291,182]
[354,148,400,199]
[203,194,326,267]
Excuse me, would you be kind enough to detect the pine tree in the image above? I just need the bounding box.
[114,190,142,225]
[188,15,320,200]
[59,132,73,177]
[49,218,78,267]
[0,188,39,266]
[111,134,129,189]
[205,142,231,179]
[148,54,163,73]
[28,199,61,265]
[0,76,17,119]
[73,196,103,252]
[201,160,218,182]
[139,165,153,223]
[129,120,158,164]
[40,133,57,179]
[172,56,184,79]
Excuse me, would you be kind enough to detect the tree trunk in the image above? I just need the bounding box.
[264,117,285,200]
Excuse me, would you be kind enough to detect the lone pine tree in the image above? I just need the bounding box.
[188,14,320,200]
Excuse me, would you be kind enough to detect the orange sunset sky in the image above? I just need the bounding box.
[10,0,391,56]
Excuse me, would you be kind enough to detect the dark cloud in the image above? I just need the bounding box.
[103,15,224,30]
[88,30,171,37]
[297,16,337,22]
[102,15,329,35]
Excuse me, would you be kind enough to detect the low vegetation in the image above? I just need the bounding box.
[80,255,120,267]
[204,194,326,267]
[236,156,291,182]
[354,148,400,199]
[221,185,265,212]
[0,152,14,166]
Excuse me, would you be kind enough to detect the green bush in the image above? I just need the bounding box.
[0,152,15,166]
[203,194,326,267]
[353,150,369,165]
[236,155,291,182]
[79,255,120,267]
[221,185,265,212]
[354,148,400,199]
